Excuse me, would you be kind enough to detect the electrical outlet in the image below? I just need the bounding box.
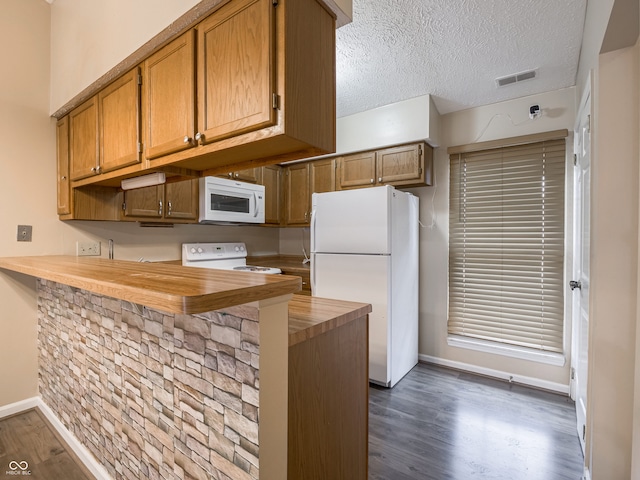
[77,241,101,256]
[17,225,32,242]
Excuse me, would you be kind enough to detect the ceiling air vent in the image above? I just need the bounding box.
[496,69,537,87]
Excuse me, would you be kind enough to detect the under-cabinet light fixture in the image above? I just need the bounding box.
[121,172,166,190]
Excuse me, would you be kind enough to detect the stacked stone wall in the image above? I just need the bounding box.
[37,279,261,480]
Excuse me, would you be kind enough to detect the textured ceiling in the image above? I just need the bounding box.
[336,0,588,117]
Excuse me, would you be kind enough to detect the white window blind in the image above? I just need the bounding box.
[448,139,566,353]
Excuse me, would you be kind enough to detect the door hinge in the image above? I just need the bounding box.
[582,424,586,440]
[587,114,591,133]
[573,153,577,166]
[137,142,143,153]
[571,367,575,380]
[272,0,278,5]
[272,93,281,110]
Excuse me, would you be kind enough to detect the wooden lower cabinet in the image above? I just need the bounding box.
[288,315,368,479]
[122,179,198,222]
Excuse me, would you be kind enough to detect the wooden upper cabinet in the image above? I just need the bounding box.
[284,163,311,225]
[218,167,262,183]
[143,32,196,160]
[56,117,71,215]
[310,159,336,195]
[123,180,198,222]
[376,143,424,186]
[197,0,276,145]
[165,179,198,220]
[262,164,282,225]
[123,185,164,218]
[337,152,376,190]
[99,67,141,173]
[69,96,99,181]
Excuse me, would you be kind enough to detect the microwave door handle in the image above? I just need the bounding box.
[252,192,259,217]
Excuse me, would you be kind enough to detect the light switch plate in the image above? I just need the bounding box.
[17,225,32,242]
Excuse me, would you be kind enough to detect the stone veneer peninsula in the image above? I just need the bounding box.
[0,256,371,480]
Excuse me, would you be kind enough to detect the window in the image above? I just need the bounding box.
[448,137,566,353]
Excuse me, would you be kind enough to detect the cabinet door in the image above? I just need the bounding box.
[69,96,99,181]
[376,143,424,186]
[284,163,310,225]
[337,152,376,189]
[165,179,198,220]
[219,167,262,183]
[56,117,71,215]
[123,185,164,218]
[197,0,276,144]
[310,159,335,194]
[99,68,141,173]
[262,164,281,225]
[144,32,196,160]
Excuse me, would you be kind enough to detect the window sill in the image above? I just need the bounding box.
[447,335,566,367]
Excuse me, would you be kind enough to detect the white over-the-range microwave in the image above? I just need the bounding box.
[199,176,265,224]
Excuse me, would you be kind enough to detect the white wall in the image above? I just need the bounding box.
[0,0,65,407]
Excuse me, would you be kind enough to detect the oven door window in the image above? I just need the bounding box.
[210,193,250,213]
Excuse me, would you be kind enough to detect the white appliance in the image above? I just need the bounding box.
[182,242,281,274]
[199,176,265,224]
[311,185,419,387]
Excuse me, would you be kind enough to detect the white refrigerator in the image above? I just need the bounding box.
[311,185,419,387]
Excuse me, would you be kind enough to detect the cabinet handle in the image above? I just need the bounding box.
[235,173,239,178]
[228,172,233,178]
[167,201,172,216]
[95,165,101,174]
[61,176,66,180]
[158,200,163,216]
[370,179,374,184]
[90,167,96,172]
[195,132,203,143]
[378,177,382,182]
[183,135,192,144]
[304,211,308,221]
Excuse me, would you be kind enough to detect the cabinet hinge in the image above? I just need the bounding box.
[587,114,591,133]
[272,0,278,6]
[573,153,577,166]
[137,142,143,153]
[418,144,423,157]
[272,93,281,110]
[571,367,575,380]
[418,167,423,175]
[137,74,142,85]
[122,202,126,211]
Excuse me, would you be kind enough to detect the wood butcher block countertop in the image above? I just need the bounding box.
[288,295,371,346]
[0,255,301,315]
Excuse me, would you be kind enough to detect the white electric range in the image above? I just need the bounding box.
[181,242,281,274]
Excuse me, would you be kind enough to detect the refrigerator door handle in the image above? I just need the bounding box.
[310,208,317,252]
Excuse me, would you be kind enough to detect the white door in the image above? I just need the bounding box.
[312,253,391,385]
[572,83,591,455]
[311,186,392,254]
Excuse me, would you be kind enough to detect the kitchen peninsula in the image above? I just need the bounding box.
[0,256,370,480]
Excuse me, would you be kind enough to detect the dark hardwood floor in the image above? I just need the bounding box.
[369,363,584,480]
[0,408,92,480]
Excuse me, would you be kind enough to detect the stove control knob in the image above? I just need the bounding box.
[240,245,245,251]
[190,247,196,254]
[197,247,203,253]
[234,246,240,252]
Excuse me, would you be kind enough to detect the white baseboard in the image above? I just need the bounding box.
[0,397,112,480]
[0,397,39,419]
[419,354,570,394]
